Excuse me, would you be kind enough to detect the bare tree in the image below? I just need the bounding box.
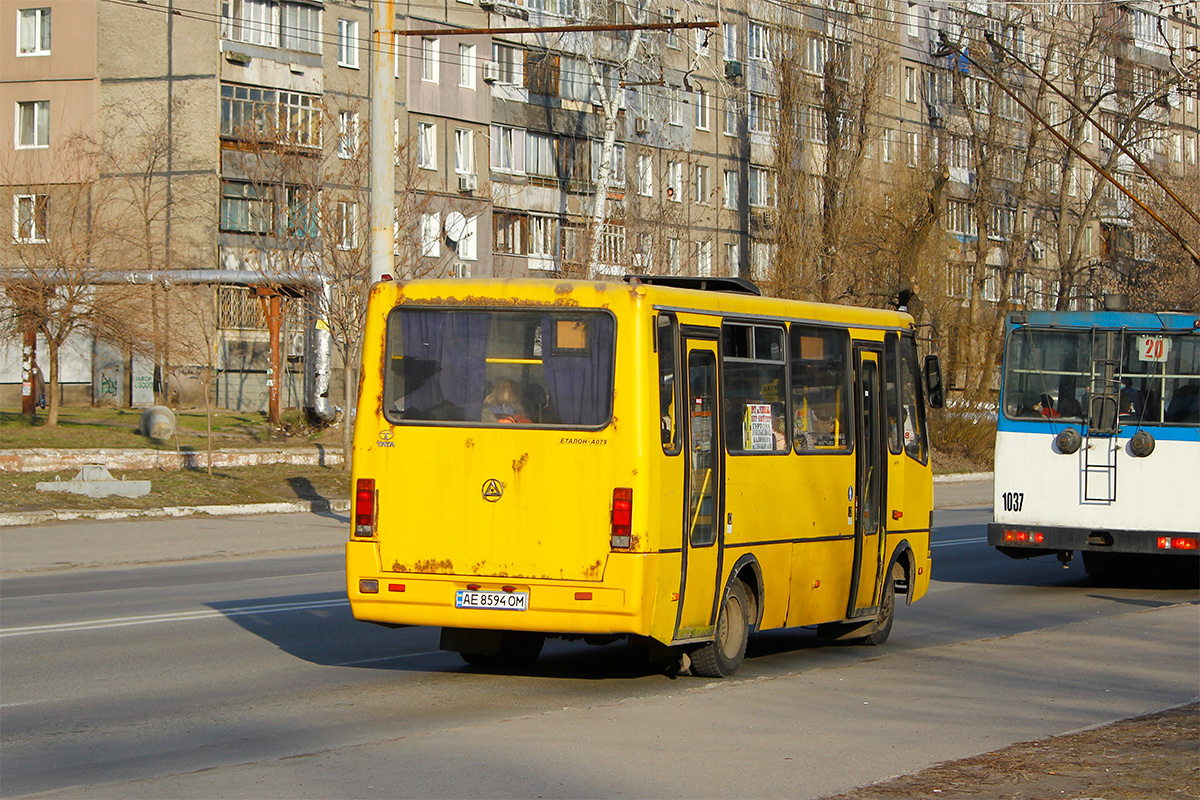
[1,138,137,426]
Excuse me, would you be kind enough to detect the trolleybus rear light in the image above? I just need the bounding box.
[575,592,593,601]
[388,583,405,592]
[359,579,379,594]
[611,487,633,549]
[354,478,376,537]
[1157,537,1198,551]
[1002,529,1043,544]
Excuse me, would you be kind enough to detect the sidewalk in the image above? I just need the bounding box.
[0,474,991,576]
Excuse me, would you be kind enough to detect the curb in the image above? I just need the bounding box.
[933,471,993,483]
[0,498,351,528]
[0,446,343,474]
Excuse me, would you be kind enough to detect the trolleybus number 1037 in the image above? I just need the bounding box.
[1001,492,1025,513]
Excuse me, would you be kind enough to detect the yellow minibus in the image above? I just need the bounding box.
[347,276,943,677]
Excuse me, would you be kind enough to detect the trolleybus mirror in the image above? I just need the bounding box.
[923,354,945,408]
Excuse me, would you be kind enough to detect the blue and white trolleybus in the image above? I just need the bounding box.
[988,304,1200,575]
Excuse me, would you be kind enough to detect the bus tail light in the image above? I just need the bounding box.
[354,478,376,537]
[1002,529,1044,545]
[611,487,633,549]
[1157,536,1198,551]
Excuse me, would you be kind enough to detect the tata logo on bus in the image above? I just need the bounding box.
[482,479,505,502]
[376,430,395,448]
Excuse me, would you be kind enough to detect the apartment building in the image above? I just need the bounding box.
[3,0,1197,409]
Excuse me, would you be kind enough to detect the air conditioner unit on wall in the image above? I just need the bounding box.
[483,61,500,82]
[459,173,478,192]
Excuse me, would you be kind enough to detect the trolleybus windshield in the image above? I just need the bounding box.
[1003,327,1200,425]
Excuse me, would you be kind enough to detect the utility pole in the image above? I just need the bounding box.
[370,0,397,284]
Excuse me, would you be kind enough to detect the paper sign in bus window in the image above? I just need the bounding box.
[743,403,774,450]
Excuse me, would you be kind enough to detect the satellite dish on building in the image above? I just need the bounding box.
[445,212,468,242]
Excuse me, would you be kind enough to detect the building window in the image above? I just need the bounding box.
[693,164,710,204]
[694,86,710,130]
[724,98,740,136]
[750,241,771,281]
[804,36,824,74]
[695,239,712,277]
[637,154,653,197]
[749,93,774,134]
[748,22,769,61]
[906,130,919,167]
[528,214,557,259]
[224,0,279,47]
[904,66,917,103]
[668,238,680,272]
[15,100,49,149]
[417,122,437,170]
[723,22,738,61]
[18,8,51,55]
[220,84,275,139]
[882,128,896,163]
[494,212,525,255]
[668,87,683,126]
[490,125,524,173]
[459,43,476,89]
[667,161,682,202]
[493,43,523,85]
[337,19,359,67]
[664,8,679,48]
[336,201,358,250]
[748,167,774,207]
[421,37,440,83]
[526,132,556,178]
[12,194,49,243]
[723,170,737,209]
[420,211,441,257]
[220,181,271,233]
[724,242,738,275]
[590,141,626,188]
[279,92,320,147]
[455,128,475,175]
[284,186,317,238]
[906,2,920,38]
[456,215,478,261]
[282,3,320,53]
[337,111,358,159]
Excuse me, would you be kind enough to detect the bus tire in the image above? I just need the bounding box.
[690,580,750,678]
[460,631,545,669]
[857,564,897,646]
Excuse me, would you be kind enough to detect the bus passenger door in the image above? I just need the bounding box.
[850,347,886,617]
[675,338,723,642]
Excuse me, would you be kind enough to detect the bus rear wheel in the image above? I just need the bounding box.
[690,581,750,678]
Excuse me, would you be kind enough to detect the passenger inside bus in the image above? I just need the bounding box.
[482,380,533,424]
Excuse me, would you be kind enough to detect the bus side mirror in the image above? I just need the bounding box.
[923,354,945,408]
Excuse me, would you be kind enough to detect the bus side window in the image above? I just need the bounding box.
[789,325,851,452]
[899,334,929,464]
[884,334,902,455]
[657,314,681,454]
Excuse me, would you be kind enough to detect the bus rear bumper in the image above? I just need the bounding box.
[345,540,650,637]
[987,523,1200,558]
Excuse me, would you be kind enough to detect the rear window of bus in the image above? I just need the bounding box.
[383,308,616,428]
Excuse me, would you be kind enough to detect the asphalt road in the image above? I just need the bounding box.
[1,502,1197,799]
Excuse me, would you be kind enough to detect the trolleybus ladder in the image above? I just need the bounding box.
[1083,328,1123,502]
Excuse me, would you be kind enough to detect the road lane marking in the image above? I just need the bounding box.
[932,537,987,547]
[0,598,349,638]
[333,651,443,667]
